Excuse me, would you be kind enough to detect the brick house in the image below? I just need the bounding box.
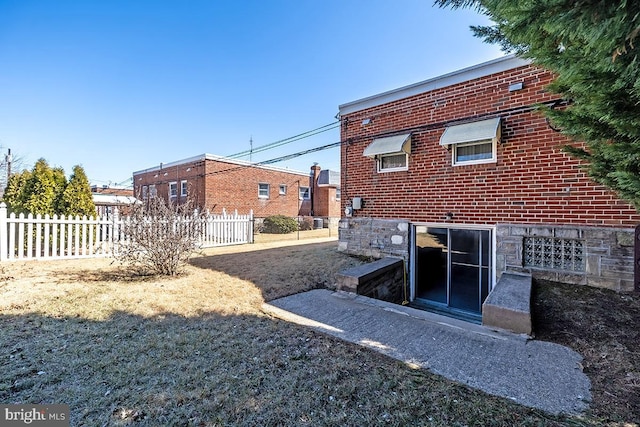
[91,185,137,217]
[337,55,640,321]
[132,154,340,226]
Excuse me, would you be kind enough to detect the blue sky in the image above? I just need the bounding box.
[0,0,503,188]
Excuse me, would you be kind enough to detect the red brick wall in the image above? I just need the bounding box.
[133,157,313,217]
[340,64,640,227]
[203,159,310,217]
[134,159,207,208]
[313,186,340,218]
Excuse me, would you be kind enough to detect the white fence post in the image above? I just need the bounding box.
[0,203,7,261]
[0,206,254,262]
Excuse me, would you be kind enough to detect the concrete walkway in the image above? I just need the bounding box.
[263,289,591,415]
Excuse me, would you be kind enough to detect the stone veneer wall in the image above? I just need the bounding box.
[497,224,635,292]
[338,217,410,260]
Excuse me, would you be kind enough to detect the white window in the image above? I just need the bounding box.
[299,186,310,200]
[169,181,178,198]
[363,133,411,173]
[335,187,341,200]
[258,183,269,199]
[180,180,188,197]
[378,153,408,172]
[440,117,501,167]
[149,184,157,198]
[279,184,287,195]
[453,139,496,166]
[141,185,148,200]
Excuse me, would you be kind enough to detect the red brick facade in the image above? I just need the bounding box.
[339,60,639,227]
[133,155,339,219]
[338,56,639,293]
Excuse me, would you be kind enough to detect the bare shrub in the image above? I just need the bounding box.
[298,216,314,231]
[113,197,205,276]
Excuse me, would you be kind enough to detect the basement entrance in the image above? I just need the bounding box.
[411,226,493,322]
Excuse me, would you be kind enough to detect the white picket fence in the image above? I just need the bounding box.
[0,203,254,261]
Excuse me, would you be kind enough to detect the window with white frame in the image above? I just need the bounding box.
[279,184,287,195]
[299,186,310,200]
[149,184,157,198]
[378,152,408,172]
[258,183,270,199]
[141,185,148,200]
[453,139,496,166]
[180,180,188,197]
[169,182,178,198]
[363,133,411,173]
[440,117,501,167]
[336,187,341,200]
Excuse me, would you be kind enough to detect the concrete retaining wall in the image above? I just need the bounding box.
[336,257,406,304]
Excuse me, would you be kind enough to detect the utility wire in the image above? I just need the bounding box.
[200,140,342,178]
[227,121,339,159]
[258,141,342,165]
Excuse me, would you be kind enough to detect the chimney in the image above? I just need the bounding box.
[309,163,321,216]
[310,163,321,185]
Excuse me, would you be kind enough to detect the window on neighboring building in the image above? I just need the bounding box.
[378,152,408,172]
[181,180,188,197]
[141,185,148,200]
[258,183,270,199]
[335,187,341,200]
[169,182,178,198]
[149,184,157,198]
[299,186,310,200]
[453,139,496,166]
[279,184,287,195]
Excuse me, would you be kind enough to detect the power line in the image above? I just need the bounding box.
[201,139,342,178]
[258,141,342,165]
[227,121,339,159]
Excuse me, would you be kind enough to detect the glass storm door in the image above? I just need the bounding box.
[414,226,492,315]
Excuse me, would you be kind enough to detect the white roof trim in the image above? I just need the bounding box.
[440,117,502,146]
[363,134,411,157]
[338,55,531,115]
[92,194,140,205]
[133,153,308,177]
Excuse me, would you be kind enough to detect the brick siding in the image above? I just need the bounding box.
[133,156,340,219]
[340,64,640,228]
[339,60,640,292]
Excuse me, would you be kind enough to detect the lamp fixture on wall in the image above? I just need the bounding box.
[444,212,454,221]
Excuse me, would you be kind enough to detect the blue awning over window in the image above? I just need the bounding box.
[363,133,412,157]
[440,117,501,146]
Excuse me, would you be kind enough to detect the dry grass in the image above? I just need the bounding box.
[0,238,634,426]
[253,228,338,244]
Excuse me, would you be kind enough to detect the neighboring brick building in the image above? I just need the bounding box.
[91,185,137,217]
[337,55,640,320]
[132,154,340,225]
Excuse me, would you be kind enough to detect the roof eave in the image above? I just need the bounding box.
[338,54,531,116]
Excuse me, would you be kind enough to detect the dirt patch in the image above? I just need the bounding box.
[534,279,640,424]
